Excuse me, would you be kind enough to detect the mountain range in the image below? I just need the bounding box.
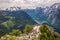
[0,3,60,33]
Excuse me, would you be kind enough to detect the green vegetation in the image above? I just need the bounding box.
[24,24,33,33]
[4,35,27,40]
[9,29,22,36]
[38,24,60,40]
[4,35,16,40]
[5,16,15,20]
[2,20,15,30]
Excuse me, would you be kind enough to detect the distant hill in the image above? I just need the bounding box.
[0,10,37,34]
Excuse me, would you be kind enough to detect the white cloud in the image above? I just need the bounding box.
[0,0,60,9]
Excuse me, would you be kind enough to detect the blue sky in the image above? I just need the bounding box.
[0,0,60,9]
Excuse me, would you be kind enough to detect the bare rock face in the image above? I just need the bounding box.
[45,3,60,32]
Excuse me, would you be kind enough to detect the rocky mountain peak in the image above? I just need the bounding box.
[6,7,21,11]
[51,3,60,9]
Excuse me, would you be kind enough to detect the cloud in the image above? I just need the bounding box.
[0,0,60,9]
[0,0,8,2]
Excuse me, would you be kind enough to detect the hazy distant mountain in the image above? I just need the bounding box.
[24,7,46,24]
